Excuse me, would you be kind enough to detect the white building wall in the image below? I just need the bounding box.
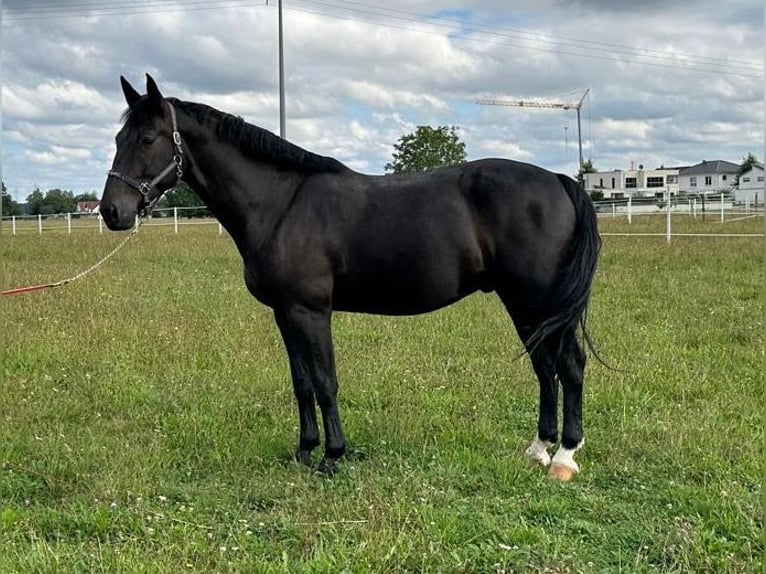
[584,168,678,199]
[734,165,764,204]
[678,171,735,195]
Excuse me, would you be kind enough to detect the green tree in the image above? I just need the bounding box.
[43,189,77,214]
[26,188,45,215]
[736,153,759,183]
[2,182,22,216]
[74,192,98,203]
[161,182,209,218]
[385,125,466,174]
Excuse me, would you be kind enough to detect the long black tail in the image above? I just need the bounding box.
[524,174,602,363]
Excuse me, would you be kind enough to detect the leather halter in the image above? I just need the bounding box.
[107,100,184,217]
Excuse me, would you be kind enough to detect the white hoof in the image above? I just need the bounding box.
[524,436,553,467]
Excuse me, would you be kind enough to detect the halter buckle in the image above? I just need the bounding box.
[138,181,153,199]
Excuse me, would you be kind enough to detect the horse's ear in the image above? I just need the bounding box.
[120,76,141,108]
[145,74,163,103]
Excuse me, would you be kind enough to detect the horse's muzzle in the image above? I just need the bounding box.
[100,196,139,231]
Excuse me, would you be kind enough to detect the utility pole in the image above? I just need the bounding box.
[278,0,286,139]
[476,89,590,178]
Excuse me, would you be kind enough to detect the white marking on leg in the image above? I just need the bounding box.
[525,435,553,467]
[550,440,584,474]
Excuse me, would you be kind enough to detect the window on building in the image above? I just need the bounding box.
[667,175,678,184]
[743,177,751,183]
[722,175,727,181]
[611,178,615,189]
[625,177,637,188]
[647,176,664,188]
[690,177,697,187]
[705,176,712,186]
[758,176,764,182]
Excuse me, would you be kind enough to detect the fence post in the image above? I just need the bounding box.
[38,214,42,235]
[67,212,72,234]
[627,196,632,224]
[666,190,672,244]
[720,192,725,223]
[218,222,223,236]
[174,207,179,234]
[99,215,103,234]
[135,214,139,229]
[12,215,16,236]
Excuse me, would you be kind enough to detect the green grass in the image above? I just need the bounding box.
[1,216,763,573]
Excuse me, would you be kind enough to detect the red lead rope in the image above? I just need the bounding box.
[2,282,66,296]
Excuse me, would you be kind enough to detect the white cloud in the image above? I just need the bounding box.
[1,1,762,193]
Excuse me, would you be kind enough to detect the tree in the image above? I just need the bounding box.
[737,153,759,183]
[385,125,466,174]
[24,188,77,215]
[74,192,98,203]
[2,182,22,216]
[160,182,210,218]
[43,189,77,214]
[26,188,45,215]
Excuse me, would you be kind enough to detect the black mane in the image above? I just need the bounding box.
[170,99,349,174]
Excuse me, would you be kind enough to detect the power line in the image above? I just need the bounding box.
[4,0,266,21]
[281,0,763,77]
[4,0,763,77]
[310,0,762,70]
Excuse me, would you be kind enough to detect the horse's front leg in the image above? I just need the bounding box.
[276,304,346,475]
[275,309,320,466]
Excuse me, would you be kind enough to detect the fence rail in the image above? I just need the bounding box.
[1,206,224,236]
[2,196,764,242]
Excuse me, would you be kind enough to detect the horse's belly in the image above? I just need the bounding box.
[332,261,485,316]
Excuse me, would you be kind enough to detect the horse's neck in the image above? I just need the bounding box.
[179,118,301,249]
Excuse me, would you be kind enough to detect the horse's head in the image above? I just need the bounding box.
[100,74,183,230]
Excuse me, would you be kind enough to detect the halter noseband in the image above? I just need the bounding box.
[107,101,184,217]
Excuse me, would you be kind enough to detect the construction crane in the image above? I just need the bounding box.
[476,89,590,177]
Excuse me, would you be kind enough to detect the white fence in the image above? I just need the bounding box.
[1,206,224,236]
[593,192,764,243]
[2,195,763,243]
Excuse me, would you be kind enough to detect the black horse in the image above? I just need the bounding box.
[101,75,601,481]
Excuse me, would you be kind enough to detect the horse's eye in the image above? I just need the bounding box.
[141,136,155,145]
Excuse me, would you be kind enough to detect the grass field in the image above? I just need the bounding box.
[1,215,763,573]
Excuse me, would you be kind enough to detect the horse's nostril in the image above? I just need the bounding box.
[109,204,119,222]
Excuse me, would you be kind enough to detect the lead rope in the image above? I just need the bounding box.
[4,100,182,297]
[2,219,145,296]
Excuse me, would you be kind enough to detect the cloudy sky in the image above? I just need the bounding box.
[2,0,763,201]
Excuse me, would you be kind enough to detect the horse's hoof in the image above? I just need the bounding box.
[525,446,552,467]
[316,458,338,477]
[548,463,577,482]
[294,449,313,467]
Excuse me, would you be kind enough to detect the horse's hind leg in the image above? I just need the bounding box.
[502,306,559,469]
[548,334,586,482]
[523,334,559,468]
